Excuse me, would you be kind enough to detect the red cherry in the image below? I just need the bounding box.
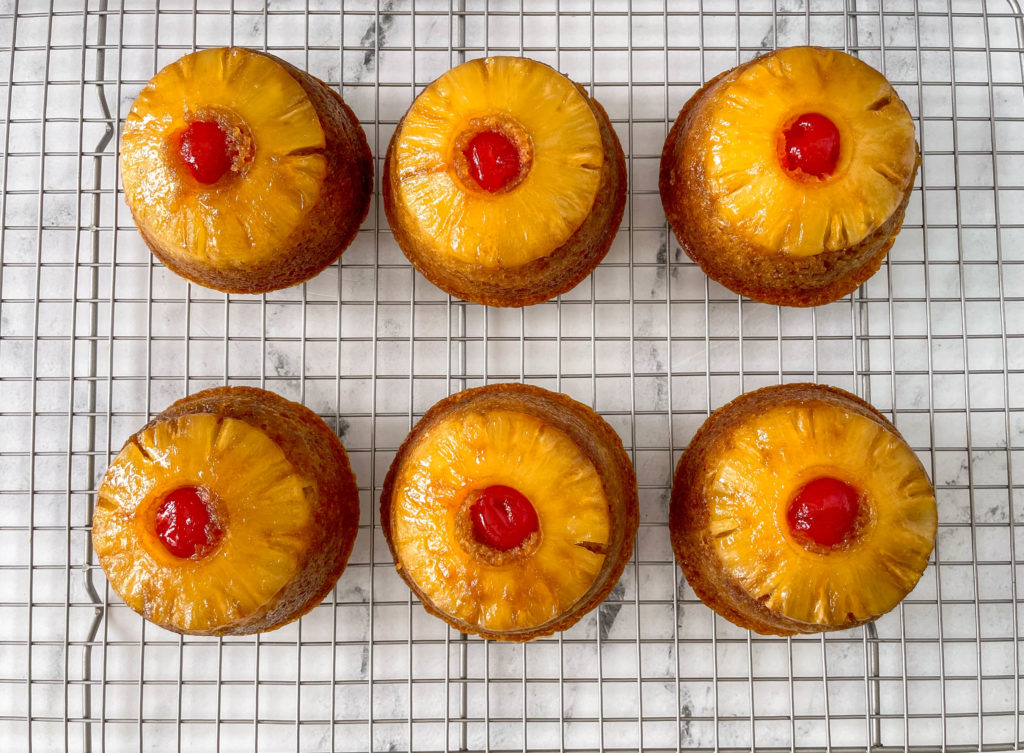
[782,113,841,178]
[178,120,235,185]
[463,131,522,193]
[786,477,862,548]
[469,485,539,551]
[155,486,222,559]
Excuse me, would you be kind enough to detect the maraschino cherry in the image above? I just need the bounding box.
[786,476,861,548]
[179,121,235,185]
[782,113,841,178]
[155,486,222,558]
[469,485,539,551]
[463,131,522,193]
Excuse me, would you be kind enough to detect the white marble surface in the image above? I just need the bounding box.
[0,0,1023,751]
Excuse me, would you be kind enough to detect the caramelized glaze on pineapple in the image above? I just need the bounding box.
[670,384,937,635]
[121,49,326,268]
[391,57,603,267]
[707,403,936,627]
[94,414,314,632]
[120,47,372,294]
[703,47,917,256]
[390,409,608,632]
[381,384,638,640]
[93,387,359,636]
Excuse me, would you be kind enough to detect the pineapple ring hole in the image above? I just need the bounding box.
[786,476,869,551]
[463,132,522,193]
[469,485,539,550]
[137,485,226,562]
[777,112,842,181]
[454,486,542,566]
[450,115,533,196]
[173,107,255,186]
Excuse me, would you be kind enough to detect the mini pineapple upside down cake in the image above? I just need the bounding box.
[669,384,937,635]
[381,384,638,640]
[383,56,627,307]
[659,46,920,307]
[120,47,373,294]
[92,387,360,635]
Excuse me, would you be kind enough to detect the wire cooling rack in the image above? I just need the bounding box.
[1,0,1023,751]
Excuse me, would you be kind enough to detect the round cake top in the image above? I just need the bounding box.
[120,47,328,270]
[390,56,605,269]
[697,46,917,257]
[387,407,611,634]
[698,390,936,628]
[93,412,318,634]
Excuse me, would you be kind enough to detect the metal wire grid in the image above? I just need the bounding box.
[0,0,1023,751]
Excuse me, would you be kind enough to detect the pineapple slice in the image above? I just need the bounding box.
[92,414,317,634]
[701,47,917,256]
[391,56,605,268]
[705,403,937,628]
[388,409,610,633]
[120,47,327,271]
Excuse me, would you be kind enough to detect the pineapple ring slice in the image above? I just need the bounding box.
[93,414,317,633]
[706,403,937,628]
[388,409,610,633]
[120,47,328,269]
[391,56,605,268]
[702,47,917,256]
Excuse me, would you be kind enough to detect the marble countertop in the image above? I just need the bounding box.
[0,0,1022,750]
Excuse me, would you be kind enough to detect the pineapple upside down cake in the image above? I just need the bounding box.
[670,384,937,635]
[660,46,920,307]
[383,57,627,307]
[92,387,360,635]
[120,47,372,294]
[381,384,638,640]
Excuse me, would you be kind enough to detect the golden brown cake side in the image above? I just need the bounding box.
[659,50,920,307]
[380,384,638,640]
[383,84,627,308]
[97,386,360,635]
[128,50,373,294]
[669,383,922,636]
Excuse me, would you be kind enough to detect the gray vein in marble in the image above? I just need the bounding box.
[359,0,395,74]
[680,695,694,744]
[266,345,298,378]
[598,580,626,642]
